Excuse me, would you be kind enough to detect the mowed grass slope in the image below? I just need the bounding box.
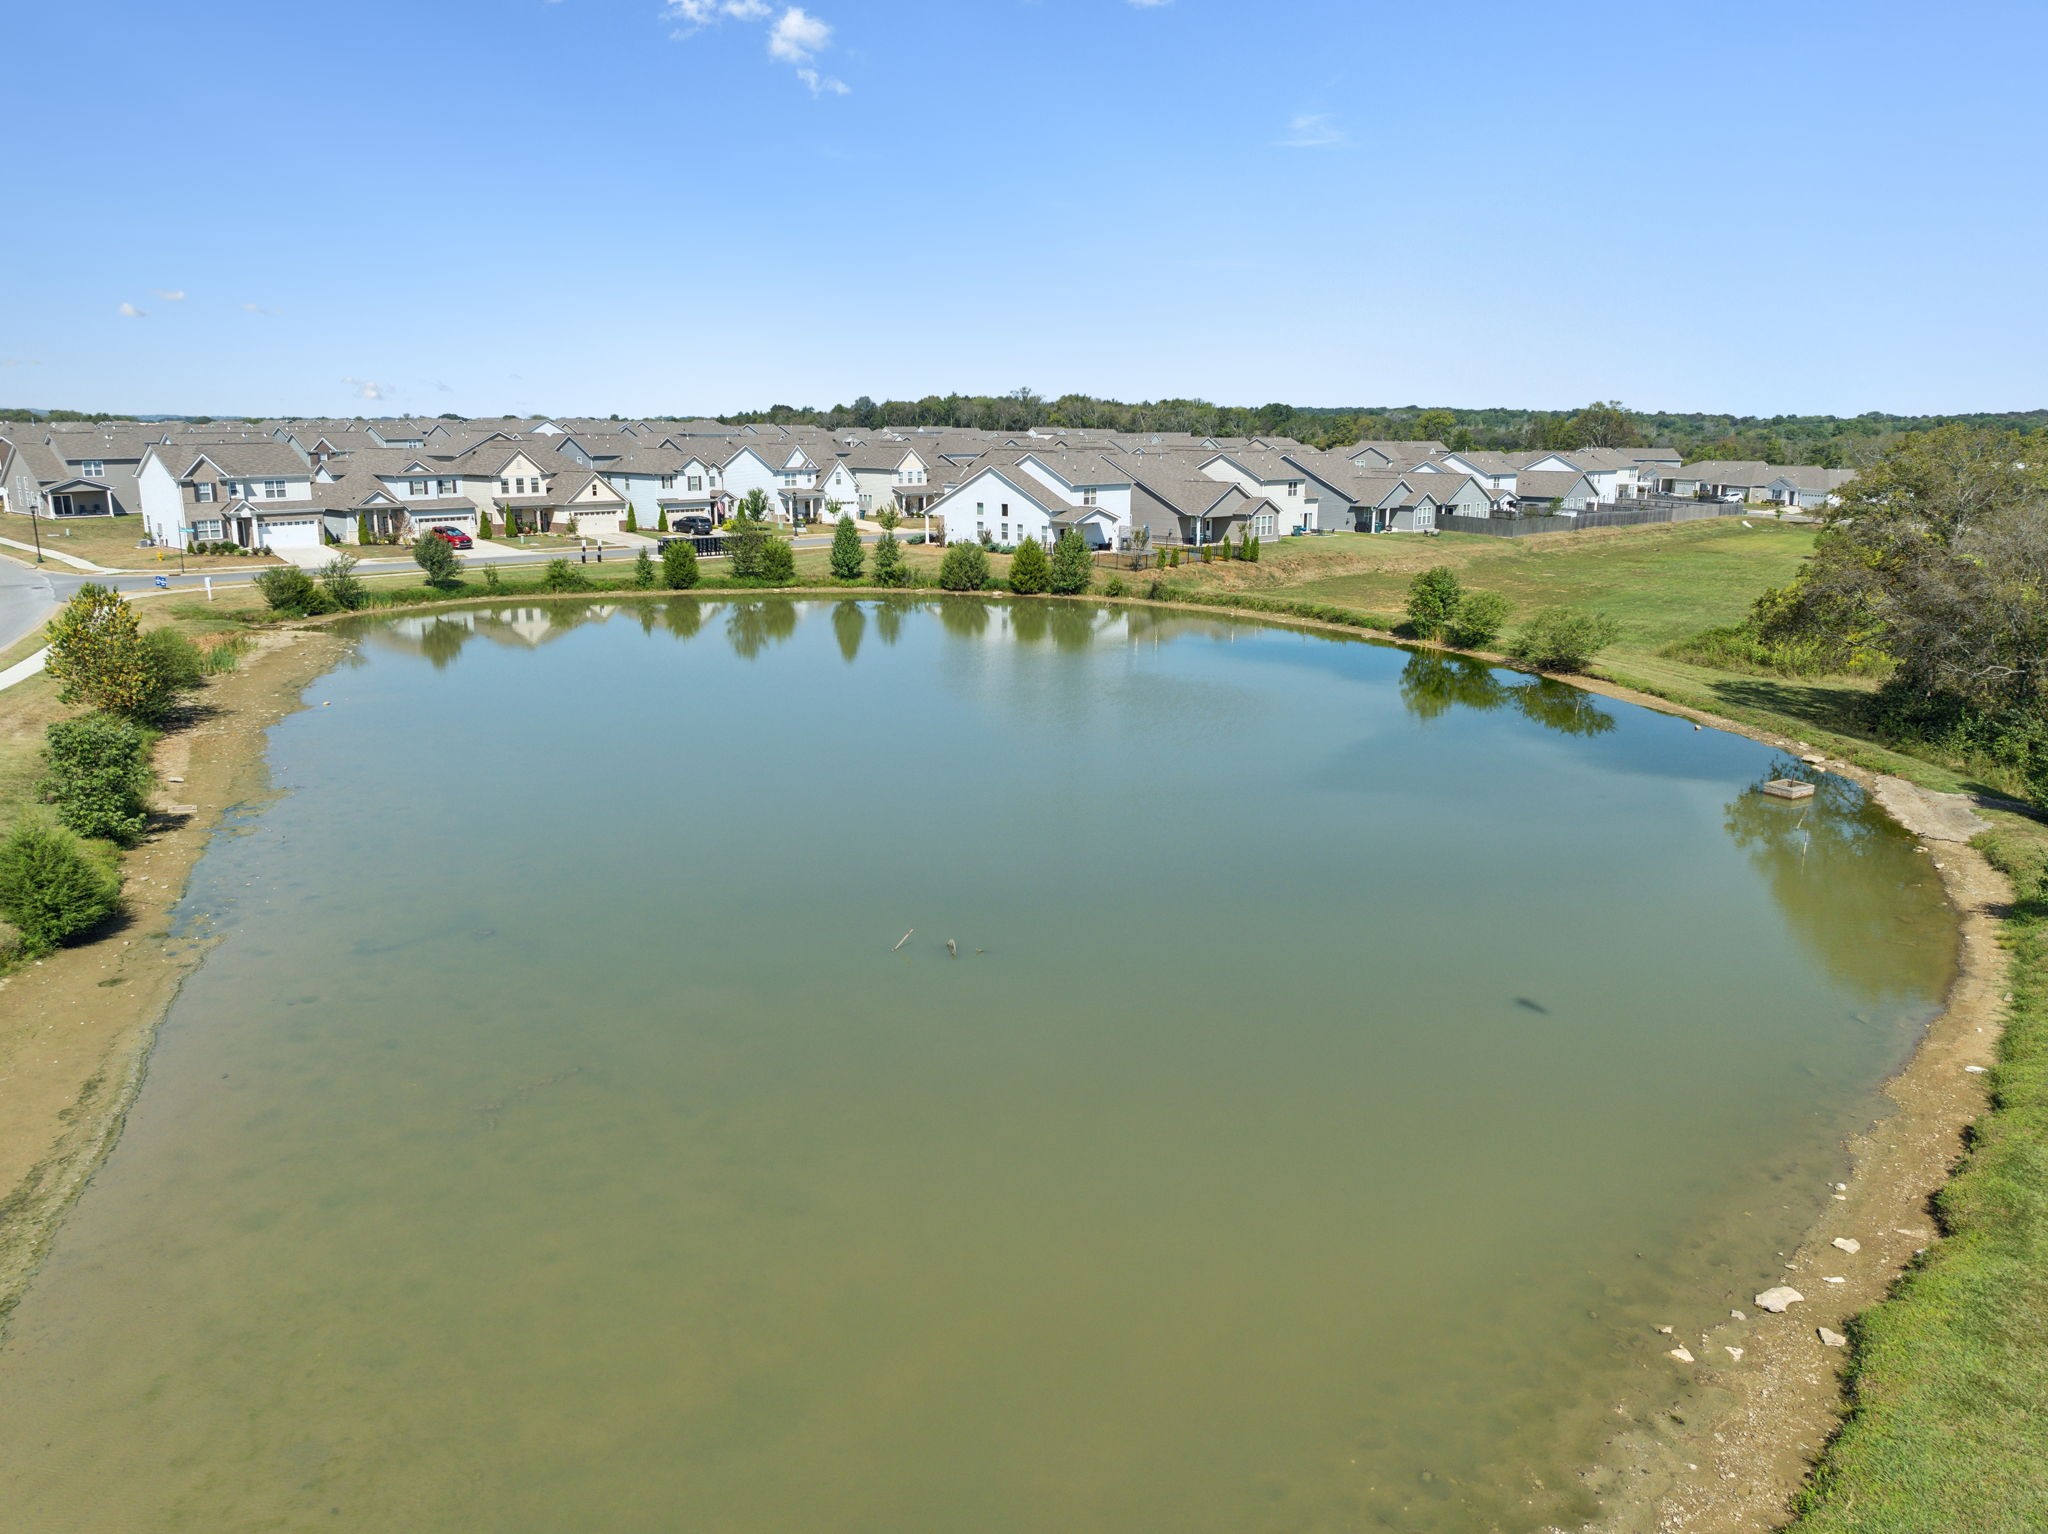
[1788,821,2048,1534]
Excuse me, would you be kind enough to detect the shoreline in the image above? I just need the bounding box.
[0,628,344,1331]
[0,591,2012,1533]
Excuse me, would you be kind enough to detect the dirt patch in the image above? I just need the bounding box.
[0,628,342,1331]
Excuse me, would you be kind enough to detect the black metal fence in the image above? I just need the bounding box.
[654,534,732,558]
[1443,501,1752,538]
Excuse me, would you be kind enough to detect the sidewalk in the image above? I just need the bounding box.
[0,646,49,694]
[0,536,115,574]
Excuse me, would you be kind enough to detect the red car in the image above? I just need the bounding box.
[428,526,474,550]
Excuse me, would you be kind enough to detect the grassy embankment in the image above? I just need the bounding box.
[1,512,283,573]
[1781,817,2048,1533]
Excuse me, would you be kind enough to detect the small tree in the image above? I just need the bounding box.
[539,558,592,593]
[254,565,330,616]
[1508,608,1622,672]
[830,513,864,580]
[320,553,367,611]
[44,585,191,722]
[875,501,903,531]
[414,533,461,587]
[1446,589,1511,649]
[939,541,991,592]
[41,714,154,846]
[355,512,373,546]
[0,818,122,958]
[476,508,493,540]
[632,548,656,588]
[870,530,910,587]
[757,537,797,586]
[1245,528,1261,562]
[727,510,769,578]
[1009,536,1050,594]
[1238,528,1253,561]
[624,504,639,534]
[1049,529,1093,595]
[662,538,701,590]
[1406,565,1464,639]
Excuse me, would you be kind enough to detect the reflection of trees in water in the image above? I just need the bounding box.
[416,617,471,671]
[1006,600,1102,651]
[661,598,704,641]
[725,599,799,660]
[832,600,866,663]
[936,598,990,640]
[1398,651,1616,737]
[873,599,909,647]
[1724,763,1947,1003]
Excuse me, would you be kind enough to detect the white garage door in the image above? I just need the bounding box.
[262,517,324,550]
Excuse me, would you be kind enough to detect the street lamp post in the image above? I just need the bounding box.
[28,502,43,564]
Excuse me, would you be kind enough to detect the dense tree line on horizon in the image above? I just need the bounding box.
[8,396,2047,468]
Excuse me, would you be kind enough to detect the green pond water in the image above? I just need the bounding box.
[0,599,1955,1533]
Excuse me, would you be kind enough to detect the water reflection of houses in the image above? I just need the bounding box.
[367,605,622,668]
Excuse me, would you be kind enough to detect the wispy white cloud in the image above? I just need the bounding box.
[768,6,829,61]
[153,288,188,302]
[118,301,147,319]
[666,2,847,93]
[242,301,278,316]
[1277,112,1346,148]
[343,377,392,401]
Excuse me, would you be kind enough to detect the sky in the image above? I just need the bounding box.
[4,0,2045,420]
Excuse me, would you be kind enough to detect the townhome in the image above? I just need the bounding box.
[38,425,167,518]
[1766,465,1856,509]
[1660,459,1776,501]
[1194,449,1317,536]
[1,435,83,520]
[137,441,324,553]
[1345,439,1448,469]
[1508,470,1599,515]
[1013,451,1133,547]
[1125,466,1274,547]
[447,441,565,531]
[928,463,1084,547]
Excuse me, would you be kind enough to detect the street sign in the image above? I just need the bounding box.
[153,575,169,589]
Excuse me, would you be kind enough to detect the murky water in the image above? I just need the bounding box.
[0,601,1955,1533]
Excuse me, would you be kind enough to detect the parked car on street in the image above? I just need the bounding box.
[428,526,474,549]
[673,514,714,536]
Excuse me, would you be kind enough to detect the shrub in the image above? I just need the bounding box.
[475,508,492,539]
[1406,565,1464,639]
[870,531,910,587]
[413,533,460,586]
[1103,575,1127,598]
[254,565,331,616]
[632,548,656,589]
[0,818,123,958]
[875,503,902,531]
[1508,607,1622,672]
[727,513,769,578]
[1049,529,1093,595]
[757,537,796,585]
[830,514,864,580]
[320,553,368,611]
[662,539,700,590]
[1446,589,1511,649]
[1009,536,1050,594]
[44,585,193,723]
[355,513,372,546]
[539,558,592,593]
[139,629,205,696]
[624,505,639,533]
[483,563,502,591]
[939,541,991,591]
[41,714,154,846]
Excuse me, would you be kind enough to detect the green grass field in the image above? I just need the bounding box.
[1786,820,2048,1534]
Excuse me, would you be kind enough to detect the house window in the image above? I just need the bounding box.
[409,480,427,497]
[193,518,223,541]
[222,481,240,499]
[498,479,510,495]
[1286,481,1301,497]
[688,475,702,492]
[80,460,104,478]
[436,479,456,496]
[194,482,215,503]
[263,480,286,499]
[1082,488,1098,506]
[660,475,675,490]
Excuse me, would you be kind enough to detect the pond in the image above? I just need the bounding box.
[0,599,1955,1533]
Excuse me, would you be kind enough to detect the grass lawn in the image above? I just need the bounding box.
[1787,816,2048,1533]
[2,515,281,573]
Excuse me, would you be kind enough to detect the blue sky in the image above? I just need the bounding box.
[5,0,2044,419]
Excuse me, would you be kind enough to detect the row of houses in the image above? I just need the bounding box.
[0,414,1856,557]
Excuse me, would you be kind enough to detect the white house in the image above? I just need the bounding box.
[929,464,1078,548]
[138,442,324,554]
[1195,450,1316,536]
[1014,452,1134,547]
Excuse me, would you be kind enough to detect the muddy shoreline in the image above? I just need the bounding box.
[0,629,344,1331]
[0,594,2010,1533]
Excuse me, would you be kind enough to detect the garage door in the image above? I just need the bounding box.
[263,517,324,551]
